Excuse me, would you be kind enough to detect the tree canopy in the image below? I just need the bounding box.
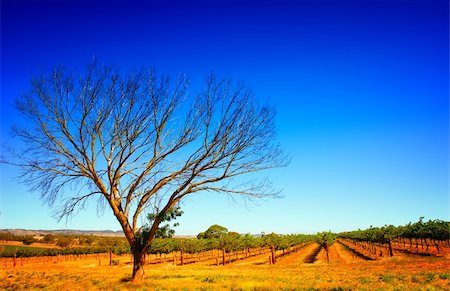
[197,224,229,239]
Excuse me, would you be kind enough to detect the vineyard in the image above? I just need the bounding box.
[1,219,449,265]
[1,219,449,290]
[1,233,315,268]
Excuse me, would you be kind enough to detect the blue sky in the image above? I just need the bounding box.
[1,0,448,235]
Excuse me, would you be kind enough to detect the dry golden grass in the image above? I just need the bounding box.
[1,248,449,290]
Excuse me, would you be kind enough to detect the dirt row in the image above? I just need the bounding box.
[274,240,370,266]
[145,241,372,267]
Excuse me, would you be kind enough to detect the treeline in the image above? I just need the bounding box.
[0,233,37,245]
[0,245,130,258]
[0,232,127,248]
[338,218,449,244]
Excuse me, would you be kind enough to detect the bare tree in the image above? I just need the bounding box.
[3,63,288,281]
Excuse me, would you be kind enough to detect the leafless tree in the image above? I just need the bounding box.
[3,63,288,281]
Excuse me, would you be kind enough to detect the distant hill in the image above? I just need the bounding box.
[0,229,125,237]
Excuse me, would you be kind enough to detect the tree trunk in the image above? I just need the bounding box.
[434,240,440,253]
[222,249,226,265]
[388,239,394,257]
[270,245,276,264]
[324,242,329,262]
[131,251,145,282]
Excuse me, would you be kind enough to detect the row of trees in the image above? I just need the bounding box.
[0,233,37,245]
[149,232,315,255]
[338,218,449,244]
[0,231,128,249]
[2,233,313,259]
[0,245,130,258]
[338,218,449,256]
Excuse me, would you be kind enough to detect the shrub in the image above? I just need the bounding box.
[21,236,35,245]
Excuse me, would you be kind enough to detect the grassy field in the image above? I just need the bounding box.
[1,242,449,290]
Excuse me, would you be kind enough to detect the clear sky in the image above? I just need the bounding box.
[1,0,448,235]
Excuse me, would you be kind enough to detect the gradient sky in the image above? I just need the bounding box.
[1,0,448,235]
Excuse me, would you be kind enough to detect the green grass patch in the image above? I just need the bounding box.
[379,274,395,283]
[359,277,372,284]
[424,272,435,283]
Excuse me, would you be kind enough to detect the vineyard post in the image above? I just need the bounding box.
[109,251,112,266]
[180,250,184,266]
[13,255,16,267]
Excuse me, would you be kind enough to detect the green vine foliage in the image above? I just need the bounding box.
[338,218,450,243]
